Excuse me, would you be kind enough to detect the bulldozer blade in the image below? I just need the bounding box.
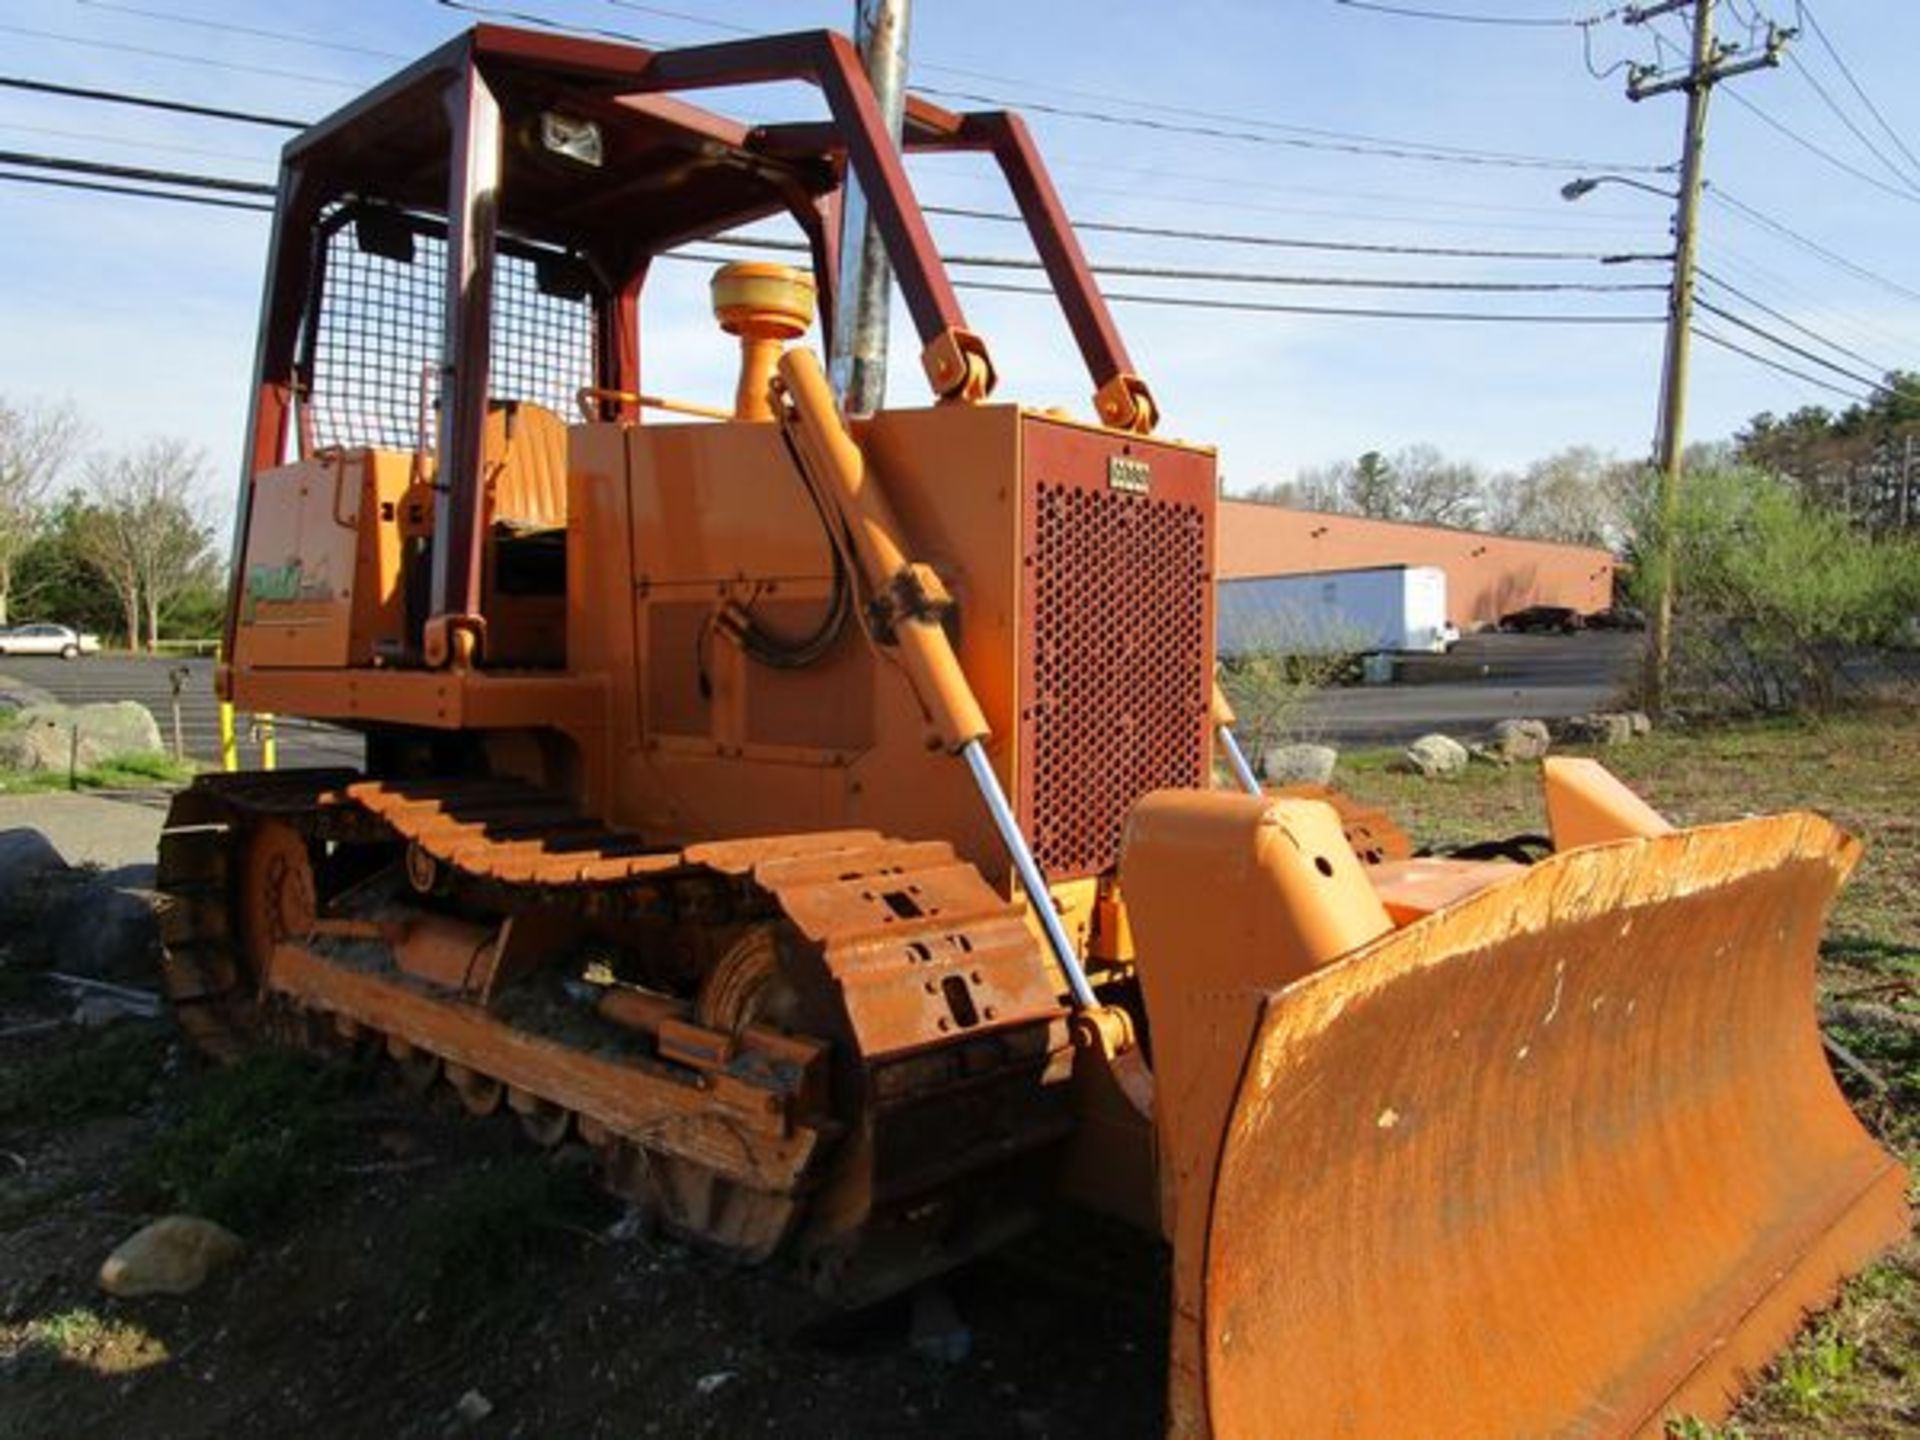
[1129,801,1909,1439]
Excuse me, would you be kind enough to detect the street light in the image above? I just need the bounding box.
[1560,174,1680,204]
[1561,168,1694,716]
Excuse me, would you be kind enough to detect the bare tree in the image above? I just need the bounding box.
[77,439,216,651]
[0,398,82,624]
[1482,446,1632,548]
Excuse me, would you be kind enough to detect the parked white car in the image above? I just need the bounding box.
[0,623,101,658]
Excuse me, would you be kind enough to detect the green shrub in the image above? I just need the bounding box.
[139,1052,351,1232]
[1628,464,1920,714]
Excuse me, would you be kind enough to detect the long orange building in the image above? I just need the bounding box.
[1216,501,1616,629]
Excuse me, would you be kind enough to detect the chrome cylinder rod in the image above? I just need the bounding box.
[1217,723,1262,797]
[960,738,1098,1009]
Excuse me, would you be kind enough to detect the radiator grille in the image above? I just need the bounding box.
[1025,482,1210,878]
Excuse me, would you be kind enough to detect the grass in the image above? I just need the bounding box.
[0,1021,171,1126]
[1339,711,1920,1439]
[137,1051,354,1234]
[402,1153,607,1311]
[0,749,198,794]
[0,1307,169,1375]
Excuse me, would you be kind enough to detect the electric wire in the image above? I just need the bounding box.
[0,22,364,90]
[1796,0,1920,184]
[1725,0,1920,194]
[69,0,410,62]
[1696,267,1896,380]
[922,203,1661,263]
[0,85,1660,262]
[1331,0,1619,27]
[1707,188,1920,305]
[1693,325,1873,401]
[0,168,272,213]
[1693,298,1895,395]
[0,157,1662,323]
[713,231,1665,294]
[1718,87,1920,207]
[0,75,305,129]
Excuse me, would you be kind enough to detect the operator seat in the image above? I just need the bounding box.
[479,400,569,666]
[483,400,569,531]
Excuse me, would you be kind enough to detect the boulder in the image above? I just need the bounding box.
[1625,709,1653,737]
[5,701,164,772]
[1556,712,1636,746]
[1484,718,1551,763]
[98,1216,244,1297]
[1395,733,1469,777]
[0,828,67,904]
[1261,742,1338,787]
[45,877,160,983]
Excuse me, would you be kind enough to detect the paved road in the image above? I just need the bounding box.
[0,656,364,771]
[1297,631,1641,746]
[4,632,1637,771]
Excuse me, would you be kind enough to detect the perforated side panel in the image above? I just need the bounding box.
[1019,426,1214,879]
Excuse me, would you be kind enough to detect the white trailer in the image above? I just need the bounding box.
[1217,564,1458,657]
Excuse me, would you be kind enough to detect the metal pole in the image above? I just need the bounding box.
[830,0,911,416]
[1217,724,1262,796]
[1643,0,1714,717]
[959,739,1098,1009]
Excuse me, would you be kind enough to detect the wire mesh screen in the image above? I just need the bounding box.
[305,212,598,452]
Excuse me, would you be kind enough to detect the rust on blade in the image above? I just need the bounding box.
[1182,811,1907,1439]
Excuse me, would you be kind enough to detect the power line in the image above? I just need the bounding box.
[1710,241,1919,360]
[916,82,1666,174]
[0,165,1661,327]
[1696,267,1896,379]
[1719,86,1920,207]
[1693,325,1872,401]
[0,81,1661,264]
[69,0,409,61]
[0,75,304,129]
[1797,0,1920,185]
[714,231,1665,293]
[0,23,364,90]
[0,168,271,213]
[0,121,274,167]
[954,277,1662,324]
[1331,0,1618,27]
[923,203,1660,264]
[476,0,1671,174]
[1725,0,1920,193]
[1694,297,1892,394]
[0,149,275,197]
[1708,188,1920,305]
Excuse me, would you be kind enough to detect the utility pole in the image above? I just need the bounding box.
[1624,0,1789,715]
[830,0,912,417]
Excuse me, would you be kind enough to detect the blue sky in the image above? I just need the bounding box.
[1,0,1916,507]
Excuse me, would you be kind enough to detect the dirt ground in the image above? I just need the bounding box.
[1,713,1915,1439]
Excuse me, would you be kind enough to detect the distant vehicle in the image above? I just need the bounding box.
[0,622,102,658]
[1499,604,1583,635]
[1583,605,1647,632]
[1219,564,1459,658]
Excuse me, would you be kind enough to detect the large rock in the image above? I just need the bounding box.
[1395,733,1469,777]
[1555,712,1637,746]
[44,873,160,982]
[1484,718,1551,763]
[1261,742,1338,787]
[98,1216,244,1297]
[4,701,164,772]
[0,827,67,904]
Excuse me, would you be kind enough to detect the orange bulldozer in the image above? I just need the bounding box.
[159,23,1907,1437]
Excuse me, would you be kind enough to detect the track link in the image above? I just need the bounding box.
[157,770,1074,1299]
